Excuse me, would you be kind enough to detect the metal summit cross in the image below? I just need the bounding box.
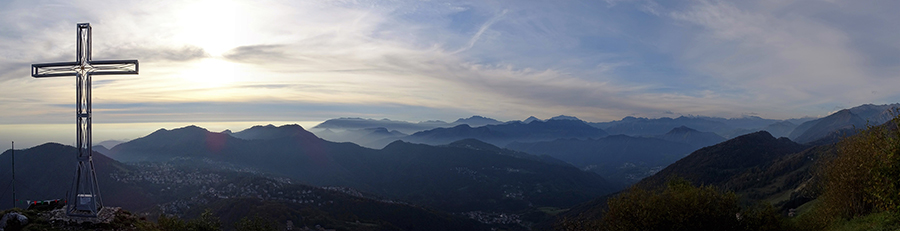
[31,23,139,217]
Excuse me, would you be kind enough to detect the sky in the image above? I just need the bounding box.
[2,0,900,147]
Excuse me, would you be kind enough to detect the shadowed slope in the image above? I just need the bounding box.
[638,131,807,189]
[0,143,154,211]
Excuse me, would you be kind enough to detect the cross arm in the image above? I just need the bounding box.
[89,60,139,75]
[32,62,79,78]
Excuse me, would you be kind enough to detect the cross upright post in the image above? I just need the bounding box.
[31,23,138,217]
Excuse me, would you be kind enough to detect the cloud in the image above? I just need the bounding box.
[661,0,900,116]
[223,44,289,63]
[5,0,900,128]
[603,0,632,8]
[453,9,508,53]
[23,101,469,124]
[639,1,662,16]
[237,84,298,90]
[150,1,782,121]
[6,0,669,123]
[111,45,209,62]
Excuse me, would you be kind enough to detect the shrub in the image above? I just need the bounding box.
[234,215,277,231]
[190,210,222,231]
[595,178,786,231]
[818,110,900,220]
[157,214,188,231]
[157,210,222,231]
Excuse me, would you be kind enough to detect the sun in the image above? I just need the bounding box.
[175,0,242,57]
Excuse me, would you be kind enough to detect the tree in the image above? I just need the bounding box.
[234,215,277,231]
[157,214,188,231]
[189,210,222,231]
[817,109,900,220]
[557,178,787,231]
[157,210,222,231]
[601,178,743,231]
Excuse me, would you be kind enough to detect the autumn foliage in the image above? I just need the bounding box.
[816,110,900,221]
[560,177,785,231]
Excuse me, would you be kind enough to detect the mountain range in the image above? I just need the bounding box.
[312,116,503,134]
[6,102,900,230]
[310,103,898,150]
[98,124,617,227]
[401,118,609,147]
[536,103,899,229]
[590,115,808,138]
[309,114,810,151]
[548,110,900,229]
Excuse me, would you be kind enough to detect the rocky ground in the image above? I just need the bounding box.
[45,206,121,225]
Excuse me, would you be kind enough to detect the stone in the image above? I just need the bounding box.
[0,212,28,231]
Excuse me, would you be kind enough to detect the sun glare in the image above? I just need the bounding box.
[176,0,240,56]
[179,58,240,87]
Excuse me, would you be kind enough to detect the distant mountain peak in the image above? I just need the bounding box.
[549,115,580,121]
[523,116,541,123]
[741,130,775,140]
[247,124,282,129]
[180,125,209,132]
[31,142,69,150]
[666,126,698,134]
[833,108,854,115]
[382,139,415,151]
[97,140,127,149]
[230,124,316,141]
[145,125,211,137]
[451,115,502,126]
[446,138,501,151]
[364,127,389,132]
[364,127,405,136]
[656,126,727,149]
[620,116,649,122]
[791,109,867,144]
[452,124,472,129]
[281,124,305,129]
[850,103,900,110]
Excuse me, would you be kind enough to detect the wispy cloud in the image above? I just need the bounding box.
[453,9,508,54]
[223,45,289,63]
[113,45,209,62]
